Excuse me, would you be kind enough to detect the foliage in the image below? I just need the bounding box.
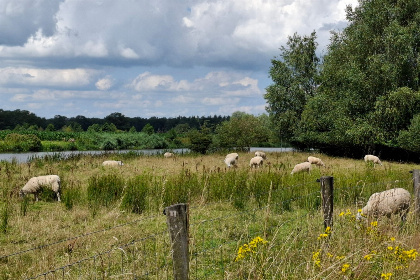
[141,123,154,135]
[264,31,319,139]
[294,0,420,156]
[214,112,272,150]
[188,123,213,154]
[397,114,420,152]
[3,133,42,152]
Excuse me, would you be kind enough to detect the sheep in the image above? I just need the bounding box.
[19,175,61,202]
[225,153,239,160]
[364,154,382,166]
[102,160,124,166]
[291,162,312,174]
[224,155,238,168]
[308,156,325,167]
[357,188,410,222]
[254,151,267,160]
[250,156,264,168]
[164,152,174,158]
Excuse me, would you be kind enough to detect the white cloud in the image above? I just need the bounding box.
[0,67,95,87]
[0,0,359,118]
[95,76,113,90]
[130,72,191,92]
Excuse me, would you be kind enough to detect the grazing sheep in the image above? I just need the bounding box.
[357,188,410,222]
[364,155,382,166]
[164,152,174,158]
[224,155,238,168]
[20,175,61,202]
[102,160,124,166]
[250,156,264,168]
[225,153,239,160]
[254,151,267,160]
[291,162,312,174]
[308,156,325,167]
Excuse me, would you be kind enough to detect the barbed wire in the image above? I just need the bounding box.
[24,228,169,280]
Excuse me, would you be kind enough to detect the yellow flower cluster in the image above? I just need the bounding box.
[341,263,350,273]
[317,226,332,240]
[235,236,268,262]
[381,272,392,280]
[312,250,321,267]
[364,250,377,261]
[388,246,418,265]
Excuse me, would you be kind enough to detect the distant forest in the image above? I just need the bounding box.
[0,109,230,132]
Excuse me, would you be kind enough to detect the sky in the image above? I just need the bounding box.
[0,0,358,119]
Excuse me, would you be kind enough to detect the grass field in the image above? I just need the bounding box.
[0,151,420,279]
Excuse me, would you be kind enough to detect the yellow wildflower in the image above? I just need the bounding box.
[371,221,378,227]
[336,255,345,260]
[312,250,321,267]
[387,246,393,251]
[339,211,345,216]
[381,272,392,280]
[318,233,328,240]
[327,252,334,258]
[341,263,350,273]
[390,237,395,242]
[235,236,268,262]
[364,254,373,261]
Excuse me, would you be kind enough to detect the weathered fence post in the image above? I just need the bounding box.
[411,170,420,216]
[164,203,189,280]
[318,176,334,229]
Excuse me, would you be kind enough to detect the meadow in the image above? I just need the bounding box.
[0,151,420,279]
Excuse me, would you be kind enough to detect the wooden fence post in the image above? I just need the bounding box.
[411,170,420,216]
[164,203,189,280]
[319,176,334,230]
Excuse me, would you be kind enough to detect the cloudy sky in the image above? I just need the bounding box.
[0,0,358,119]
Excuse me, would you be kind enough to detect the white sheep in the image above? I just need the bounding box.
[250,156,264,168]
[357,188,410,221]
[225,153,239,160]
[224,155,238,168]
[364,154,382,166]
[164,152,174,158]
[254,151,267,160]
[291,162,312,174]
[102,160,124,166]
[308,156,325,167]
[20,175,61,202]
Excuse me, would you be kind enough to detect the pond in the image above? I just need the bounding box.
[0,147,294,163]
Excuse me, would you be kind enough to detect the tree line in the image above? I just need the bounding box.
[0,110,229,133]
[265,0,420,162]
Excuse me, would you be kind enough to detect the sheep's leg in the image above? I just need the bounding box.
[35,193,39,202]
[56,192,61,202]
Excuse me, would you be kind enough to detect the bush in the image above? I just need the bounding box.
[4,133,42,152]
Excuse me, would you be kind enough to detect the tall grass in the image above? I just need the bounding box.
[0,151,418,279]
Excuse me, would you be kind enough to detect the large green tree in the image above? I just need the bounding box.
[295,0,420,155]
[264,31,319,140]
[214,112,271,150]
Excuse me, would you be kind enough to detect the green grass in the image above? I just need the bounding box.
[0,151,419,279]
